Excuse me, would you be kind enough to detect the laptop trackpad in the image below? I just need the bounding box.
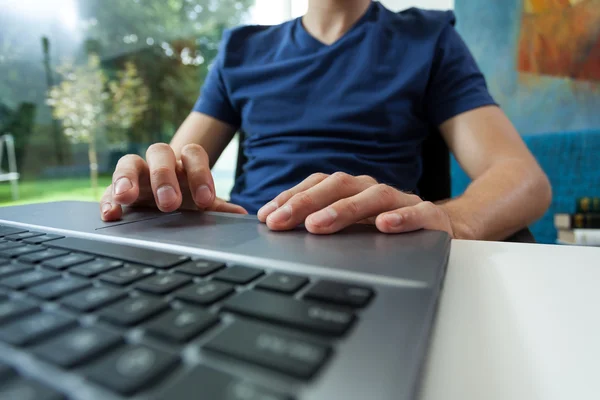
[98,211,449,284]
[98,212,260,249]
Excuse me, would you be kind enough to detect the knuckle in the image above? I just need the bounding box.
[342,198,361,215]
[375,184,397,205]
[186,164,209,178]
[181,143,207,158]
[357,175,377,185]
[150,166,174,181]
[309,172,328,181]
[281,189,293,198]
[275,189,293,204]
[146,142,171,157]
[291,192,314,208]
[330,171,353,188]
[420,201,437,212]
[431,203,445,218]
[420,201,440,217]
[410,193,423,203]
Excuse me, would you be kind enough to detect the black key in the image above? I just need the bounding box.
[0,300,38,323]
[0,226,27,237]
[99,265,154,285]
[304,281,374,308]
[0,262,34,278]
[0,362,15,381]
[206,320,331,379]
[174,281,234,306]
[256,273,309,294]
[47,237,189,268]
[61,286,127,312]
[33,327,122,368]
[85,344,178,395]
[134,274,191,295]
[4,231,44,241]
[27,277,92,300]
[0,244,46,258]
[70,258,123,277]
[0,241,25,251]
[145,307,219,343]
[212,266,264,284]
[0,312,76,346]
[18,248,69,264]
[99,296,168,326]
[42,253,94,270]
[157,365,292,400]
[223,291,355,337]
[0,378,65,400]
[175,260,225,277]
[22,234,64,245]
[0,270,60,290]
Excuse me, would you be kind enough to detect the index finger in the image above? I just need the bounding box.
[257,173,329,222]
[146,143,182,212]
[180,144,215,208]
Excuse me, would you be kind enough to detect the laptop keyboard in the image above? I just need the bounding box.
[0,225,375,399]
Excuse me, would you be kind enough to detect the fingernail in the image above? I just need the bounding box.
[157,185,177,207]
[310,208,337,227]
[101,202,112,214]
[268,205,292,224]
[114,178,132,195]
[259,202,278,216]
[384,213,403,227]
[195,185,212,205]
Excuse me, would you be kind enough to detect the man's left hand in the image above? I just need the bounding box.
[257,172,455,237]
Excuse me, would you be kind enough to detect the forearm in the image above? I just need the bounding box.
[438,159,552,241]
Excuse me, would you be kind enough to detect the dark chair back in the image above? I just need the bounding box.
[417,127,451,202]
[235,130,536,242]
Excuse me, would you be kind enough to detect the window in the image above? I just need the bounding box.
[0,0,257,205]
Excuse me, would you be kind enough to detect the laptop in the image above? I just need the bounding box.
[0,201,450,400]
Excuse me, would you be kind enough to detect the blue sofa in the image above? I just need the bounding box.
[451,130,600,244]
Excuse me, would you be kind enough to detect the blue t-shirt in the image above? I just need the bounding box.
[193,1,495,214]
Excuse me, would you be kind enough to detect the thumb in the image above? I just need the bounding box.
[209,197,249,215]
[375,201,454,236]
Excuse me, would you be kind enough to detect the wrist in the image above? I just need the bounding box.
[438,201,478,240]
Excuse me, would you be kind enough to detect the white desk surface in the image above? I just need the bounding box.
[419,240,600,400]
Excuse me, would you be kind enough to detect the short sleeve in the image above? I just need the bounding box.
[425,23,497,127]
[192,31,241,127]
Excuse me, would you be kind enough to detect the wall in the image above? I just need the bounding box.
[454,0,600,134]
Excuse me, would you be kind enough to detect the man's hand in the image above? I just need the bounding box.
[257,172,455,236]
[100,143,247,221]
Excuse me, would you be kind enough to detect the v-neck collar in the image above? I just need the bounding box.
[293,1,378,50]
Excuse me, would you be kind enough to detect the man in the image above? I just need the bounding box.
[101,0,552,241]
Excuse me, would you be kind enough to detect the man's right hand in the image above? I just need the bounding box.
[100,143,247,221]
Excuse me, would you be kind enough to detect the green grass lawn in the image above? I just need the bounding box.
[0,177,113,207]
[0,174,236,208]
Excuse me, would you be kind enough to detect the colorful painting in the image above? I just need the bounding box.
[518,0,600,81]
[455,0,600,134]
